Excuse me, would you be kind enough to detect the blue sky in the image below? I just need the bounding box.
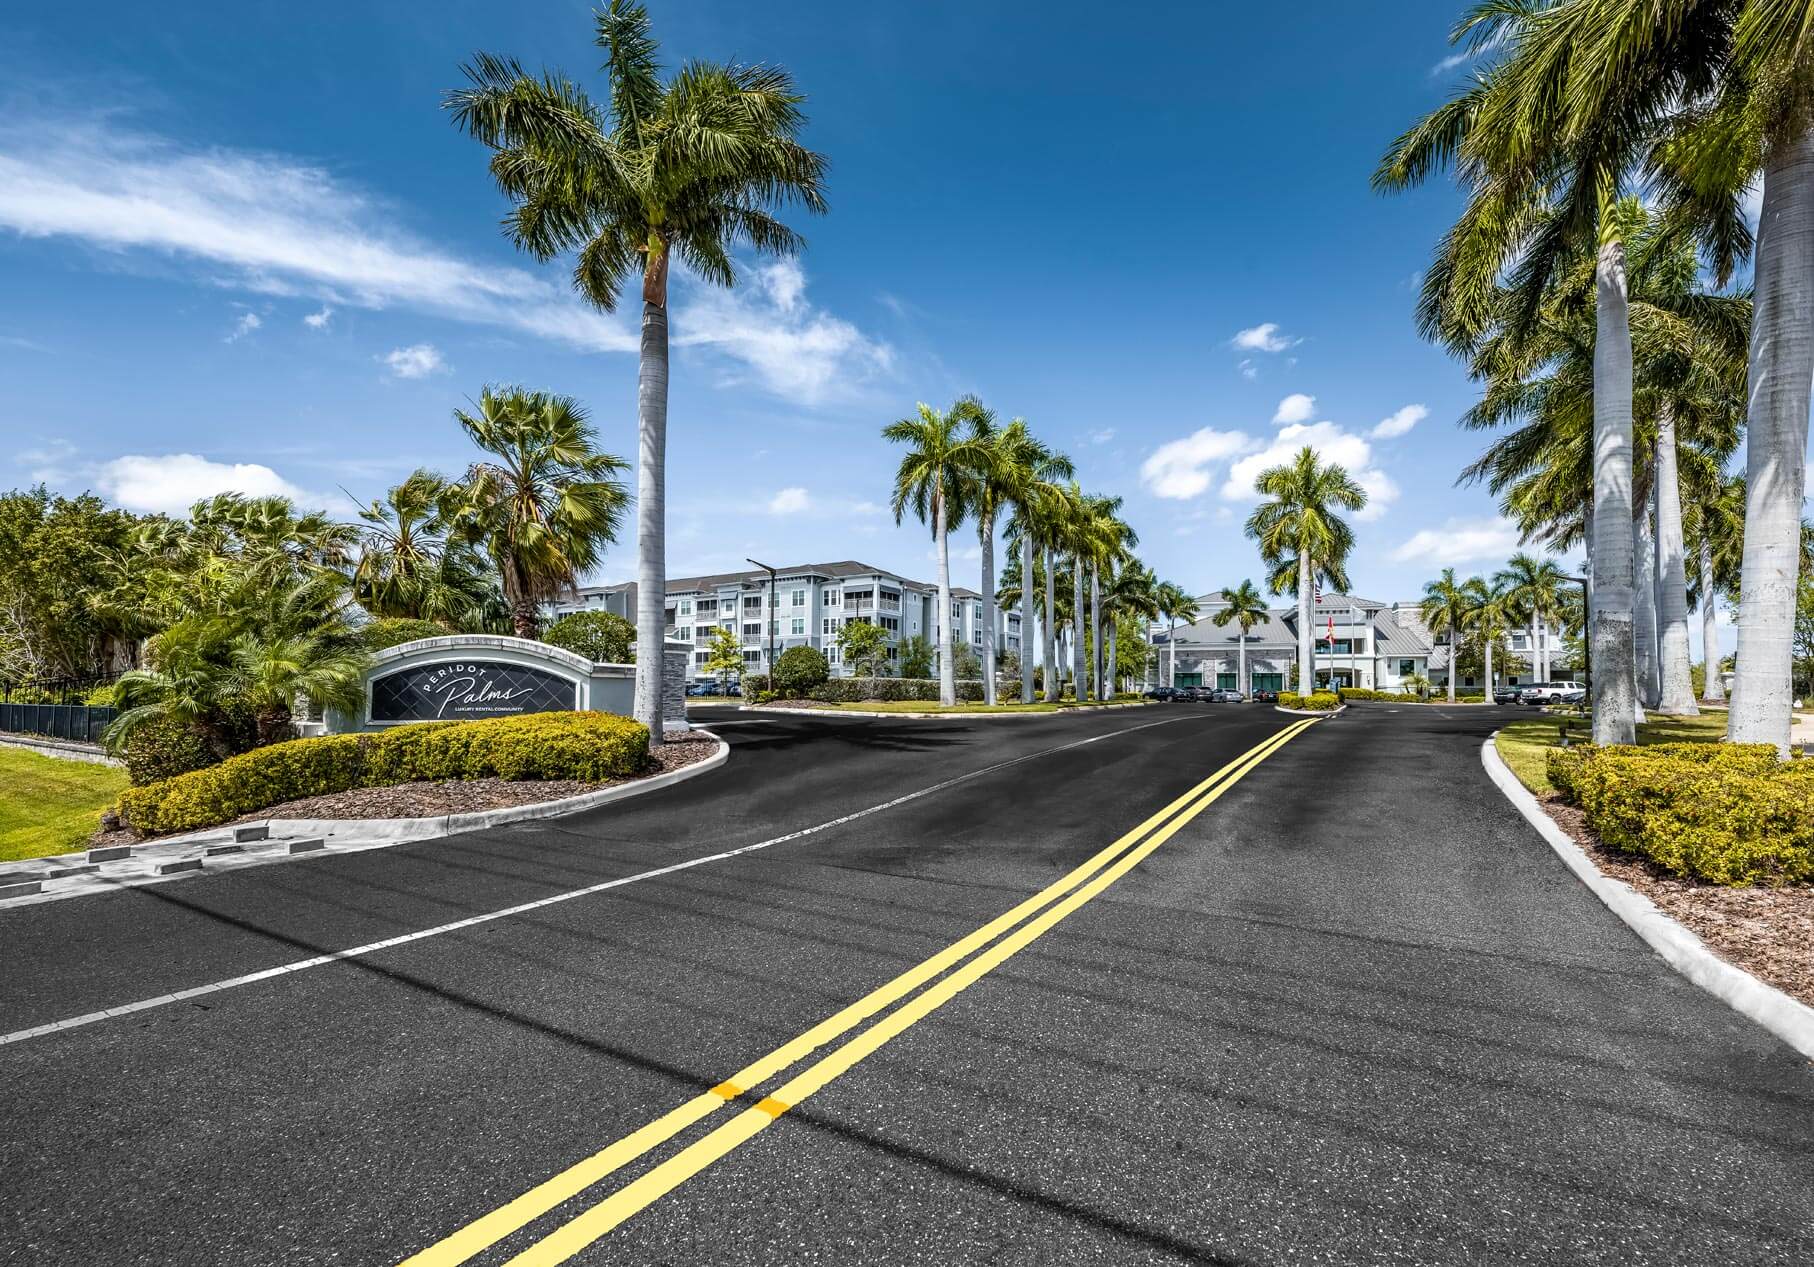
[3,2,1607,619]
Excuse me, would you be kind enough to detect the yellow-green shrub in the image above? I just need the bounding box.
[1547,742,1813,886]
[116,711,650,836]
[1278,691,1340,711]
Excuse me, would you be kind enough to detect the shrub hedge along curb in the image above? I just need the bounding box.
[1547,741,1814,887]
[1277,691,1341,711]
[116,711,650,836]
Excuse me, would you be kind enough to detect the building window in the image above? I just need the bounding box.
[744,596,763,612]
[675,627,691,642]
[742,649,760,663]
[823,618,836,636]
[790,588,806,608]
[1399,659,1415,678]
[743,622,761,637]
[824,588,840,606]
[879,615,900,633]
[694,651,709,664]
[790,618,805,636]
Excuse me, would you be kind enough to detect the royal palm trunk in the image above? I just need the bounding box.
[1634,500,1660,708]
[1731,128,1814,755]
[1700,530,1725,704]
[1296,554,1313,694]
[1072,554,1085,700]
[935,490,955,707]
[633,296,669,744]
[1654,404,1698,715]
[979,512,996,706]
[1106,621,1118,698]
[1020,532,1035,703]
[1590,228,1638,746]
[1043,546,1059,703]
[1090,564,1103,701]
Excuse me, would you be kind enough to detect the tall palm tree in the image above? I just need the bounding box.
[1103,561,1158,696]
[1154,582,1199,691]
[1421,568,1473,702]
[1212,580,1268,697]
[1001,442,1075,704]
[1080,495,1137,702]
[952,397,1006,704]
[1463,575,1513,695]
[446,0,828,742]
[1688,471,1745,705]
[1247,447,1367,694]
[1494,553,1568,689]
[885,401,984,707]
[351,469,501,629]
[447,387,631,642]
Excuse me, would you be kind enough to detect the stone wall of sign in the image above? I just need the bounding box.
[326,635,692,734]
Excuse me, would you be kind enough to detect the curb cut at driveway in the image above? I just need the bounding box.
[1480,733,1814,1061]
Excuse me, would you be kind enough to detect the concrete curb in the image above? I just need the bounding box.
[1273,704,1346,717]
[737,702,1150,720]
[0,732,731,909]
[0,734,123,767]
[1481,733,1814,1062]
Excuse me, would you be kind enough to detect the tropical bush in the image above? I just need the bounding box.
[121,703,260,787]
[544,610,636,663]
[772,646,829,697]
[115,711,649,836]
[1546,742,1813,886]
[806,677,987,704]
[362,618,451,651]
[1278,691,1341,711]
[1336,688,1488,704]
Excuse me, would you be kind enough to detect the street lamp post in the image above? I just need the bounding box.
[748,558,777,686]
[1563,575,1590,686]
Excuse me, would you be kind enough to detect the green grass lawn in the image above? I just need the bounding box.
[1494,709,1728,796]
[0,747,128,862]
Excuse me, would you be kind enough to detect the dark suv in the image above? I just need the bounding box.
[1492,685,1522,704]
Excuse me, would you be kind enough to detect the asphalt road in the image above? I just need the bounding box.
[1,702,1809,1265]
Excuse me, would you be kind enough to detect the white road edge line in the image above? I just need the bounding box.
[0,713,1196,1049]
[1480,733,1814,1061]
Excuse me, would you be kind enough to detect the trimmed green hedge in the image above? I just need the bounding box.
[1278,691,1341,711]
[1337,688,1487,703]
[805,677,987,704]
[116,711,650,836]
[1547,741,1814,886]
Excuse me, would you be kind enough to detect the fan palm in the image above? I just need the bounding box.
[1154,582,1200,691]
[1212,579,1268,697]
[447,0,827,740]
[352,469,502,629]
[446,388,631,643]
[1246,447,1367,694]
[885,401,985,706]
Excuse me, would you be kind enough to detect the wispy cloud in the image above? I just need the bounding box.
[1429,50,1472,76]
[767,486,810,514]
[1390,516,1523,566]
[225,311,261,343]
[1272,393,1315,425]
[1237,358,1257,380]
[1370,403,1428,440]
[1139,428,1256,500]
[381,343,445,379]
[1231,322,1299,354]
[303,306,332,329]
[0,334,49,351]
[1085,428,1116,445]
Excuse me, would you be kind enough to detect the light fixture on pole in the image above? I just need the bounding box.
[748,558,778,683]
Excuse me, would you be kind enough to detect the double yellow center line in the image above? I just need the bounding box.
[401,715,1318,1267]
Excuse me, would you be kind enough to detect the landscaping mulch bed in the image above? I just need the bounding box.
[1539,796,1814,1010]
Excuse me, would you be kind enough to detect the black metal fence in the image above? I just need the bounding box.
[0,702,116,744]
[0,674,122,744]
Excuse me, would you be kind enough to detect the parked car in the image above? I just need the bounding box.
[686,682,714,697]
[1144,685,1177,701]
[1492,685,1523,705]
[1519,680,1585,705]
[1174,686,1208,702]
[1557,686,1588,705]
[1252,689,1278,703]
[1210,688,1245,702]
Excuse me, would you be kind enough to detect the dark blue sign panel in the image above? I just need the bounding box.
[370,660,578,723]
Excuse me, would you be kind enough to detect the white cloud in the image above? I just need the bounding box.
[675,257,892,403]
[303,306,332,329]
[1238,358,1257,380]
[1272,393,1316,425]
[224,311,261,343]
[1389,516,1524,566]
[1139,428,1256,500]
[1371,403,1428,439]
[0,117,636,352]
[97,453,310,515]
[382,343,444,379]
[1430,50,1472,76]
[1086,428,1116,445]
[768,486,810,514]
[1222,420,1398,521]
[1232,322,1299,354]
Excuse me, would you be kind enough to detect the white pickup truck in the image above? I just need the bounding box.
[1519,680,1585,704]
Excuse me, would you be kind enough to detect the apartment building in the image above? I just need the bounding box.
[548,560,1020,680]
[1153,591,1578,692]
